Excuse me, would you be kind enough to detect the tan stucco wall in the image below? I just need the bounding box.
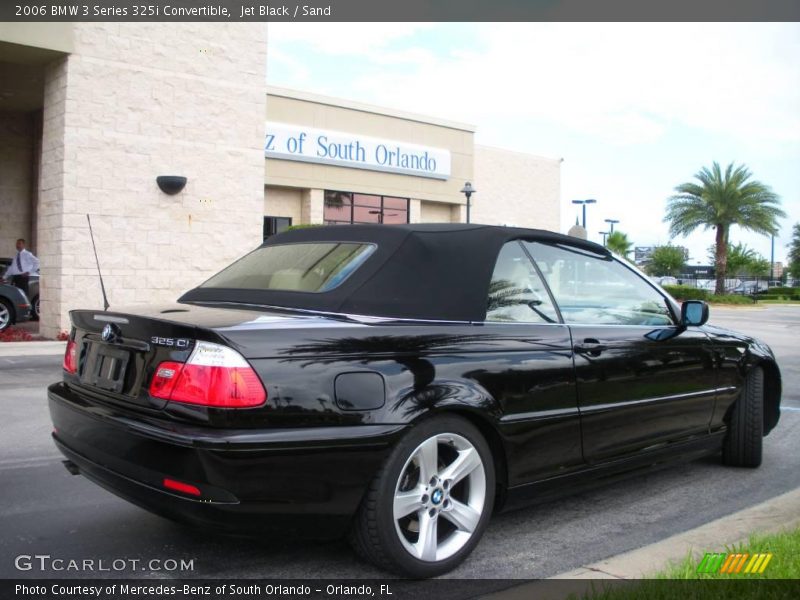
[420,200,454,223]
[472,145,561,231]
[0,112,34,255]
[265,88,474,206]
[264,186,302,224]
[37,23,268,337]
[0,23,73,54]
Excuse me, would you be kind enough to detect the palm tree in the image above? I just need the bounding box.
[665,162,784,295]
[788,223,800,280]
[606,230,633,259]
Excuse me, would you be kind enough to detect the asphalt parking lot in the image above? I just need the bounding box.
[1,305,798,580]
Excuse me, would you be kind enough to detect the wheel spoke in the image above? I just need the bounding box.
[442,499,481,533]
[439,447,481,485]
[393,487,424,519]
[415,511,438,561]
[416,437,439,484]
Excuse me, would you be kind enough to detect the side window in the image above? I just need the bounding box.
[523,242,675,326]
[486,242,559,324]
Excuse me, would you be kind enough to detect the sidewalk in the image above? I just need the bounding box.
[0,340,66,357]
[489,487,800,599]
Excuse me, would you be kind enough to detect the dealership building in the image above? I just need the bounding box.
[0,23,560,337]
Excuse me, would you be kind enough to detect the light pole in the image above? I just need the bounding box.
[571,199,597,229]
[599,231,610,246]
[770,234,775,282]
[604,218,619,233]
[460,182,476,224]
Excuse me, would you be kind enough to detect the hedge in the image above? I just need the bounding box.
[662,285,760,305]
[661,285,710,301]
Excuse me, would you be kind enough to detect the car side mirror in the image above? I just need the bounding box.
[681,300,709,327]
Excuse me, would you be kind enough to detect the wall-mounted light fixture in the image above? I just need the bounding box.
[156,175,187,195]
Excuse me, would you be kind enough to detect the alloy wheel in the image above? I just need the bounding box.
[392,432,486,562]
[0,302,10,331]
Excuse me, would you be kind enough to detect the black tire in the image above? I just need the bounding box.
[349,415,495,577]
[723,366,764,468]
[0,298,14,332]
[31,295,39,321]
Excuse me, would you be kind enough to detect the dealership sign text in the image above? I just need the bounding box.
[265,122,451,180]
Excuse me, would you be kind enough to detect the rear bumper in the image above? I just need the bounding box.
[48,382,404,539]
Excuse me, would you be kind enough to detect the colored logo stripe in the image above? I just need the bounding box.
[696,553,726,574]
[697,552,773,574]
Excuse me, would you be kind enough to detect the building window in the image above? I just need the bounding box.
[324,190,409,225]
[264,216,292,240]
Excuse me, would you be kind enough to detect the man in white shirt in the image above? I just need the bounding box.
[3,238,39,297]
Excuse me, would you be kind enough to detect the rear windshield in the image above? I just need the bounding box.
[200,242,376,293]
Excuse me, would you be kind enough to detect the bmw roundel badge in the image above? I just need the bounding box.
[101,323,118,343]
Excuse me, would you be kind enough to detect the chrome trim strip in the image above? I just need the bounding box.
[92,315,129,324]
[500,407,580,423]
[580,387,736,415]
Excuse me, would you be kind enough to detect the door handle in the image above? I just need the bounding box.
[574,338,607,356]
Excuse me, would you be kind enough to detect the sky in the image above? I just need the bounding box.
[266,23,800,265]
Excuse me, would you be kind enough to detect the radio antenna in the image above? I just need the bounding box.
[86,214,110,311]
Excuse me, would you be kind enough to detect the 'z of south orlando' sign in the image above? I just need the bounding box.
[265,122,451,180]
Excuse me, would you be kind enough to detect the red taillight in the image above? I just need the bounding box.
[63,339,77,374]
[149,342,266,408]
[149,361,184,399]
[163,478,201,497]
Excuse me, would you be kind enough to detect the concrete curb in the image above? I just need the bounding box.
[487,487,800,599]
[0,341,66,357]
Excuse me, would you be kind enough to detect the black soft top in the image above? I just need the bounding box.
[179,223,609,322]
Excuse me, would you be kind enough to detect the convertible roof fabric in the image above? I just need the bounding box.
[179,223,610,322]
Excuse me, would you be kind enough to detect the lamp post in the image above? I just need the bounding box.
[571,199,597,229]
[461,182,476,224]
[599,231,610,246]
[604,218,619,233]
[770,234,775,282]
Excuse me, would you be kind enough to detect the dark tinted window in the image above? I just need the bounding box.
[523,242,674,326]
[486,242,559,323]
[200,243,376,293]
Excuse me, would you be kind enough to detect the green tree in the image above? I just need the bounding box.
[665,162,784,294]
[647,245,687,277]
[707,242,766,277]
[606,230,633,259]
[788,223,800,280]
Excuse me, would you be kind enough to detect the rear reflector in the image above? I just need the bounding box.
[163,478,201,497]
[63,339,77,374]
[149,341,266,408]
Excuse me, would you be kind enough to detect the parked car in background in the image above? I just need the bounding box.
[0,257,39,320]
[0,281,32,332]
[729,281,768,296]
[49,224,782,577]
[656,276,679,287]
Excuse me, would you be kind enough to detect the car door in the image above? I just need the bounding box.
[522,241,718,464]
[482,241,584,485]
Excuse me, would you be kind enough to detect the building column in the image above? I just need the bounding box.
[36,23,268,339]
[37,56,69,338]
[408,199,421,223]
[301,188,325,224]
[451,204,467,224]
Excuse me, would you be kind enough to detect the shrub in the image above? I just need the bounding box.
[0,326,33,342]
[284,224,324,232]
[662,285,710,301]
[710,294,757,305]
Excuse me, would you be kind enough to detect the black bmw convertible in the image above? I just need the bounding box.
[49,224,781,577]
